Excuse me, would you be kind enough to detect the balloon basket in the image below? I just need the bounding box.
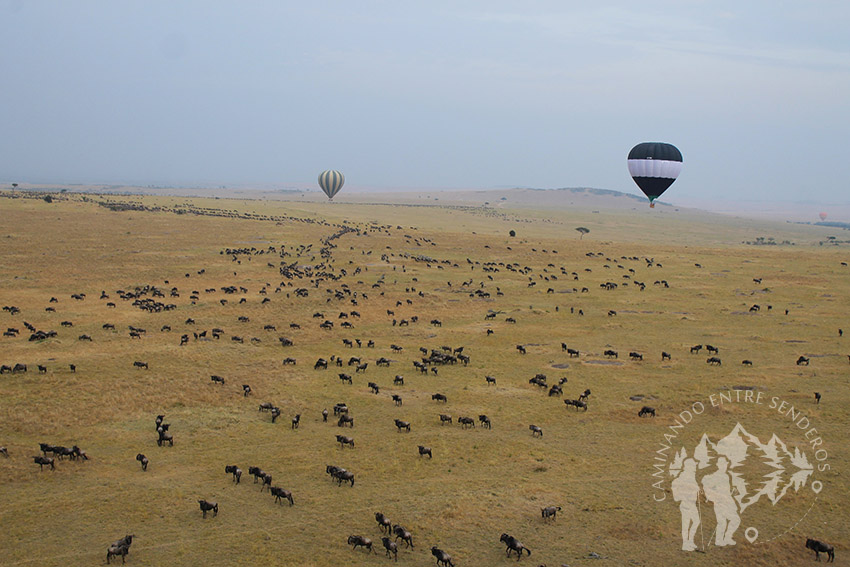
[650,203,655,208]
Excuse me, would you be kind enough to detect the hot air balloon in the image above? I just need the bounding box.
[318,170,345,201]
[819,212,828,221]
[627,142,682,207]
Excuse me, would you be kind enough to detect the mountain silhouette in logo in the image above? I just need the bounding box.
[670,423,813,512]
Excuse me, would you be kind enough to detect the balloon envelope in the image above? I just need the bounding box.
[627,142,682,206]
[819,212,828,221]
[318,170,345,200]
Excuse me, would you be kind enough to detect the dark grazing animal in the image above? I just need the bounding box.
[485,375,496,385]
[662,351,672,361]
[566,399,588,411]
[392,524,414,548]
[439,414,452,425]
[432,393,447,403]
[348,535,373,553]
[381,536,399,561]
[639,406,656,417]
[815,392,821,404]
[458,416,475,428]
[706,356,722,366]
[806,538,835,562]
[270,486,294,506]
[336,435,355,449]
[541,505,561,521]
[418,445,432,458]
[392,394,403,406]
[604,349,618,359]
[338,414,354,427]
[33,455,55,470]
[376,512,392,533]
[106,544,129,564]
[529,425,543,437]
[394,419,411,432]
[500,533,531,560]
[478,414,491,429]
[198,499,218,518]
[133,361,148,369]
[578,388,591,401]
[291,414,300,429]
[210,375,225,385]
[136,453,149,471]
[431,546,454,567]
[225,464,242,483]
[797,355,810,366]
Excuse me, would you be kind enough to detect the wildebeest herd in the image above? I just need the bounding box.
[0,193,843,565]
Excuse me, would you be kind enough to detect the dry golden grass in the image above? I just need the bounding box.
[0,191,847,566]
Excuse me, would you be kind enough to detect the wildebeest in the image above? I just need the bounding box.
[541,505,561,521]
[338,414,354,428]
[662,351,672,361]
[418,445,432,458]
[242,384,252,396]
[393,524,414,548]
[259,402,274,412]
[334,469,355,487]
[368,382,380,394]
[33,455,55,470]
[639,406,656,417]
[270,407,281,423]
[529,424,543,437]
[374,512,394,535]
[458,416,475,428]
[381,537,399,561]
[392,394,402,406]
[133,361,148,370]
[393,374,404,385]
[225,464,242,483]
[485,375,496,385]
[629,351,643,361]
[432,393,447,403]
[394,419,411,432]
[478,414,491,429]
[431,546,454,567]
[516,344,526,354]
[500,533,532,560]
[210,375,225,385]
[567,348,580,358]
[198,499,218,518]
[797,355,810,366]
[338,373,353,384]
[815,392,821,404]
[742,359,753,366]
[355,362,368,373]
[690,344,703,354]
[106,544,129,564]
[706,356,722,366]
[291,414,300,429]
[348,535,372,553]
[604,349,618,358]
[336,435,355,449]
[270,486,294,506]
[314,358,328,370]
[578,388,591,401]
[706,344,719,354]
[0,447,7,457]
[806,537,835,562]
[157,428,173,447]
[439,414,452,425]
[136,453,149,471]
[565,399,587,411]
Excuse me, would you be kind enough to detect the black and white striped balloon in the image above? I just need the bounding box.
[627,143,682,207]
[318,170,345,200]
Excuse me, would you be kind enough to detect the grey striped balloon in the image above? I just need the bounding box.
[318,170,345,200]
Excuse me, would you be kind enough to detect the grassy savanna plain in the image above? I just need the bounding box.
[0,191,847,567]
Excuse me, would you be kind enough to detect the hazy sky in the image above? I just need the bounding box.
[2,1,848,204]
